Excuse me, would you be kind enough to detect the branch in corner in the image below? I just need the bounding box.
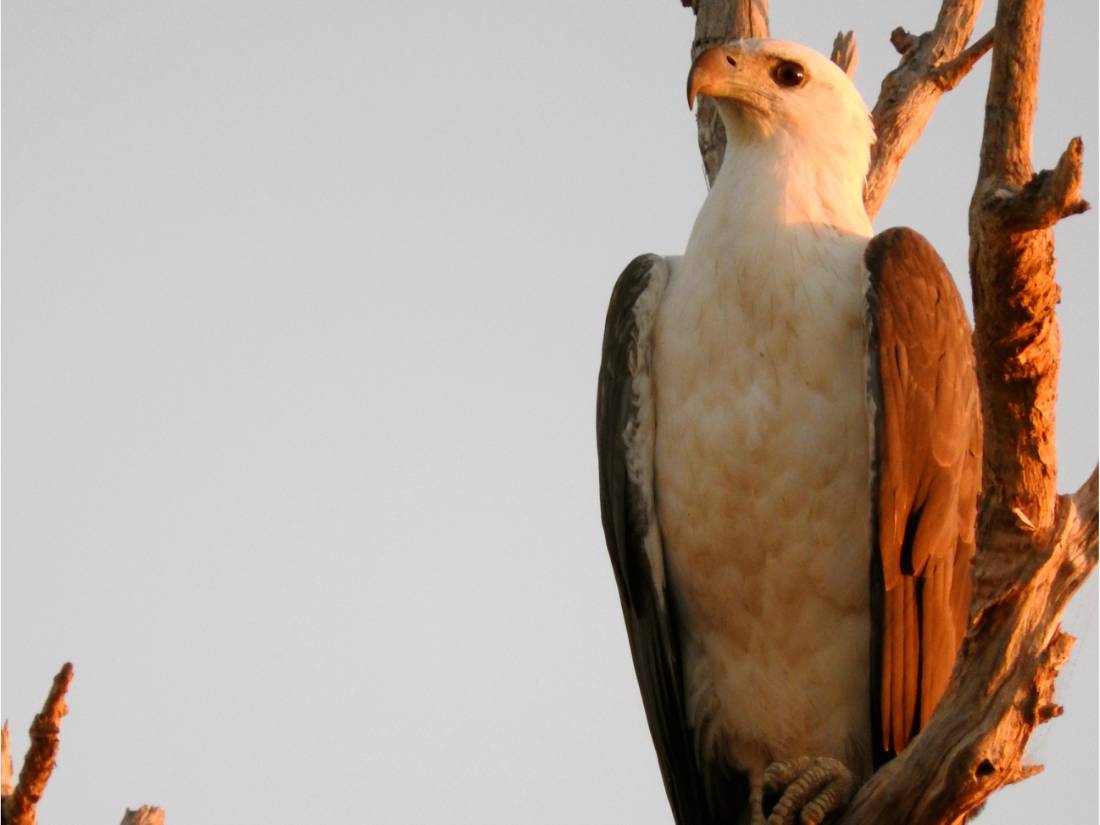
[3,663,73,825]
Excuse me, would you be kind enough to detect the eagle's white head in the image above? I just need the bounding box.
[688,38,874,230]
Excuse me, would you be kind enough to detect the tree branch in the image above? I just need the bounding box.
[889,27,921,55]
[3,664,74,825]
[683,0,770,185]
[119,807,165,825]
[931,28,994,91]
[1,723,13,800]
[983,137,1091,230]
[830,30,858,78]
[864,1,985,218]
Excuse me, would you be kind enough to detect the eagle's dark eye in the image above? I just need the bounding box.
[772,60,805,88]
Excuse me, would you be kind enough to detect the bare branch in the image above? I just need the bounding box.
[931,28,995,91]
[1,723,13,799]
[120,806,166,825]
[830,31,858,78]
[864,1,984,218]
[889,27,920,55]
[4,664,74,825]
[683,0,770,185]
[983,137,1091,230]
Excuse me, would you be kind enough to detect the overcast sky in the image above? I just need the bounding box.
[2,2,1096,823]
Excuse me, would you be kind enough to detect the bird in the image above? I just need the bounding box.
[596,38,981,825]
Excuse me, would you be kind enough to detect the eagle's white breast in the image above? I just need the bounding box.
[653,140,875,779]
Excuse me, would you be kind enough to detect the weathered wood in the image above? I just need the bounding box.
[931,28,994,91]
[863,0,985,218]
[119,806,165,825]
[3,664,73,825]
[830,30,858,78]
[1,723,13,800]
[687,0,769,185]
[969,0,1087,536]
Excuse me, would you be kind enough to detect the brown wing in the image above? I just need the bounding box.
[865,228,982,758]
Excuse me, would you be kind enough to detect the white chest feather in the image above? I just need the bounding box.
[652,155,874,777]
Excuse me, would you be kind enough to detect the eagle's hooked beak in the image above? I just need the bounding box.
[687,45,741,110]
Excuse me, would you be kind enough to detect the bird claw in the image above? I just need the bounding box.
[760,756,855,825]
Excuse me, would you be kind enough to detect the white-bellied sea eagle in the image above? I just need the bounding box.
[597,39,981,825]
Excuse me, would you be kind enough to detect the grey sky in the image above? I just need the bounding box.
[2,2,1095,824]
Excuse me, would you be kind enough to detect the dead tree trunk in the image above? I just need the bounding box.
[679,1,1097,823]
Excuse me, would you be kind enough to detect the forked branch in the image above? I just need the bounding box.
[864,0,987,218]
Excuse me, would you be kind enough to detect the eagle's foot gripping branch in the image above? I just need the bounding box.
[756,756,855,825]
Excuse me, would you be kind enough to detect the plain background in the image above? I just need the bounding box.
[2,1,1096,823]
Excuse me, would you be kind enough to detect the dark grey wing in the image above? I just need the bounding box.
[597,254,745,824]
[865,228,982,762]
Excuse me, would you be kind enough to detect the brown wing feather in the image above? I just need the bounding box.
[865,228,981,755]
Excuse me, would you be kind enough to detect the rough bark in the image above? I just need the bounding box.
[2,664,73,825]
[829,30,858,79]
[1,667,165,825]
[1,724,13,799]
[678,1,1097,823]
[862,1,987,218]
[119,807,165,825]
[969,0,1089,535]
[686,0,769,184]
